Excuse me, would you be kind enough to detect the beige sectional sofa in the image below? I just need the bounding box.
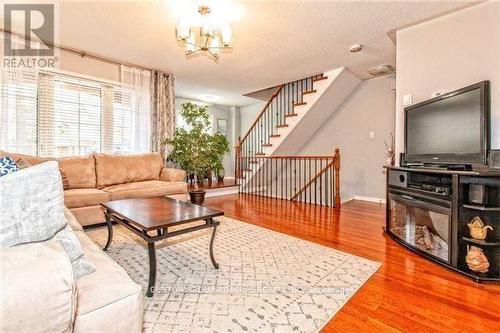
[1,207,143,332]
[0,151,187,226]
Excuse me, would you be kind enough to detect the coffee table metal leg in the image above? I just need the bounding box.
[146,242,156,297]
[209,225,219,269]
[103,212,113,251]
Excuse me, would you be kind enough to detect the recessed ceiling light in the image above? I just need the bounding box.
[349,44,363,53]
[368,64,395,76]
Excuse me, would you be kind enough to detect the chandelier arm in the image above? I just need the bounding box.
[207,50,219,59]
[183,40,204,48]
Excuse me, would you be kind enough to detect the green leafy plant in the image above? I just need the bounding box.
[164,102,230,183]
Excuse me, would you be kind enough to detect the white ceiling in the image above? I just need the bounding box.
[3,0,476,106]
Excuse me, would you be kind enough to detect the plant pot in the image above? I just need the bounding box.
[189,190,206,205]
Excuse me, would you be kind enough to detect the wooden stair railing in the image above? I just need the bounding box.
[237,73,325,159]
[291,149,340,207]
[236,148,341,207]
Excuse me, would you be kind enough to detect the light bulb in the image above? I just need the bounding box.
[221,25,232,46]
[176,19,191,41]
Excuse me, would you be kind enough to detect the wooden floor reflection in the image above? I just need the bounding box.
[204,194,500,332]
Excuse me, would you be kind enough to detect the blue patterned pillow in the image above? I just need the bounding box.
[0,156,19,177]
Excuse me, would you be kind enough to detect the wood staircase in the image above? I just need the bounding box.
[235,73,342,207]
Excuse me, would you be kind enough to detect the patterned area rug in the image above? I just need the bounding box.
[86,217,380,332]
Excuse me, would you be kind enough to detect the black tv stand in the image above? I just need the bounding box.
[424,164,473,171]
[385,166,500,282]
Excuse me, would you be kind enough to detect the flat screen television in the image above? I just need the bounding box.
[404,81,490,166]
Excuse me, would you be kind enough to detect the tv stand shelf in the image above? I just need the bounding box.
[385,166,500,283]
[462,204,500,212]
[461,237,500,247]
[385,165,500,177]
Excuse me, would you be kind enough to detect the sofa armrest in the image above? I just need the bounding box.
[1,239,76,333]
[160,167,186,182]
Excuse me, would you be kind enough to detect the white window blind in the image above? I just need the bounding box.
[1,69,151,157]
[38,72,103,157]
[0,69,38,155]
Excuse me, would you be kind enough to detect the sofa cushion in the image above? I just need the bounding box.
[102,180,187,200]
[64,188,110,209]
[1,238,76,333]
[70,206,106,227]
[58,155,96,189]
[0,150,49,165]
[94,153,164,188]
[74,230,142,317]
[0,150,96,189]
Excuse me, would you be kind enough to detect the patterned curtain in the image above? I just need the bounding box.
[150,70,175,157]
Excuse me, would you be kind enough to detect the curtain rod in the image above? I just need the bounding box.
[1,29,154,72]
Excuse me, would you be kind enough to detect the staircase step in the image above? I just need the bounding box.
[269,134,281,138]
[303,89,317,95]
[262,143,272,147]
[255,152,266,156]
[285,113,298,118]
[276,124,289,128]
[313,76,328,82]
[293,102,307,107]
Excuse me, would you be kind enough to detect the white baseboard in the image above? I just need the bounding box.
[205,186,239,197]
[353,195,386,204]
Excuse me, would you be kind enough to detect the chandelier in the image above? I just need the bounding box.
[175,5,233,59]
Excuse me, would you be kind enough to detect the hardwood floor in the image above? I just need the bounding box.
[204,194,500,332]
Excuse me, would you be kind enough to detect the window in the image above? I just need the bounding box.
[1,69,150,157]
[0,70,38,155]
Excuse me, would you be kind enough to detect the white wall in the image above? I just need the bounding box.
[58,50,121,82]
[239,101,266,138]
[299,76,396,201]
[395,2,500,160]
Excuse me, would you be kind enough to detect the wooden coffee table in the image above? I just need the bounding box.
[101,197,224,297]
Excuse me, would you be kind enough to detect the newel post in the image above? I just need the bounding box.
[334,148,341,207]
[235,136,241,183]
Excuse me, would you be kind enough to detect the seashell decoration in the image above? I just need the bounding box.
[465,245,490,273]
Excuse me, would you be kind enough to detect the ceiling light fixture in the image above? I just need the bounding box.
[368,64,395,76]
[175,2,235,60]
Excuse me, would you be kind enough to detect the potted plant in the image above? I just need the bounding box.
[164,102,229,204]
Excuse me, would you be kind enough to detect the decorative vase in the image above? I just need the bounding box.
[216,168,225,182]
[468,216,493,240]
[189,190,206,205]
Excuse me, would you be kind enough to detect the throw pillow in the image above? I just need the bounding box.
[15,157,32,169]
[0,156,19,177]
[0,161,95,278]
